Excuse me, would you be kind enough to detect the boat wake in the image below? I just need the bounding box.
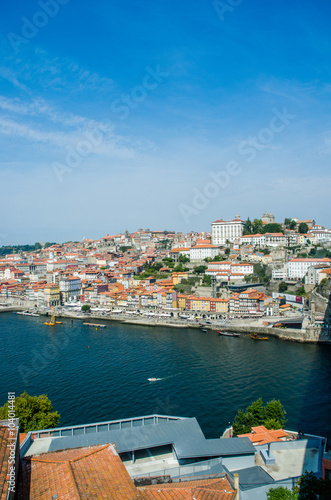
[147,373,182,382]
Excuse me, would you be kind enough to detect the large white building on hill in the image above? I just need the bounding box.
[211,215,245,245]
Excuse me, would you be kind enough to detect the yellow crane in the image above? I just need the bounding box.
[44,306,62,326]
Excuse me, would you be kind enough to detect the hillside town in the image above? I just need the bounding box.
[1,213,331,327]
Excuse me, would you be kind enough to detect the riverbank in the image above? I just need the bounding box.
[1,303,328,343]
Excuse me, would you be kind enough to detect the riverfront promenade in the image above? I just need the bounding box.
[0,302,328,343]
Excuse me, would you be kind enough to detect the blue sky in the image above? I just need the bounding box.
[0,0,331,244]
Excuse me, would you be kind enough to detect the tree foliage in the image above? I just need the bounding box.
[268,471,331,500]
[202,275,212,286]
[284,218,297,231]
[119,246,133,253]
[267,486,298,500]
[232,398,286,435]
[298,223,309,234]
[194,265,207,274]
[0,392,60,433]
[0,242,57,256]
[279,282,288,293]
[295,471,331,499]
[81,304,91,312]
[264,399,287,428]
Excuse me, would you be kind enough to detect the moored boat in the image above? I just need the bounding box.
[250,334,269,340]
[217,331,240,337]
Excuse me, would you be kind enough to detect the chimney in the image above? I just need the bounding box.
[233,473,239,499]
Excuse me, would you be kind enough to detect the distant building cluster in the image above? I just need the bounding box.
[1,214,330,317]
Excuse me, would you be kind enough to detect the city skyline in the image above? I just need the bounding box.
[1,0,331,244]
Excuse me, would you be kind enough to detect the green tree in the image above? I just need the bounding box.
[267,486,298,500]
[194,265,207,274]
[264,399,287,428]
[252,219,264,234]
[284,219,297,231]
[202,275,212,286]
[279,282,288,293]
[81,304,91,312]
[232,409,253,435]
[232,398,286,436]
[243,217,253,235]
[298,223,309,234]
[263,223,284,234]
[119,246,133,252]
[0,392,60,433]
[295,286,306,297]
[225,248,231,256]
[246,397,265,425]
[295,471,331,500]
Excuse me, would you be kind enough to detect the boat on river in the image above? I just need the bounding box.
[250,334,269,340]
[217,331,240,337]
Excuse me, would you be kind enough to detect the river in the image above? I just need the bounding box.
[1,312,331,440]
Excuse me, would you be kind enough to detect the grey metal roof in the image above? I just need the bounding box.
[232,466,275,490]
[47,417,255,459]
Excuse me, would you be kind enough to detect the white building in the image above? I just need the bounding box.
[206,261,254,281]
[305,265,331,286]
[287,258,331,280]
[189,244,220,261]
[264,233,287,247]
[240,233,287,248]
[240,234,266,246]
[308,230,331,243]
[272,268,288,280]
[211,215,245,245]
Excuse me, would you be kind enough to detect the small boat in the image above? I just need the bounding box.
[218,331,240,337]
[148,378,162,382]
[200,328,208,332]
[250,334,269,340]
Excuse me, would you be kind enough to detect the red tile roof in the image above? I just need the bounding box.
[18,444,138,499]
[18,444,236,500]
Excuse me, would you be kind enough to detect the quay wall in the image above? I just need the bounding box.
[1,305,330,343]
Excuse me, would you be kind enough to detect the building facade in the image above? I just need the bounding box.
[211,215,245,245]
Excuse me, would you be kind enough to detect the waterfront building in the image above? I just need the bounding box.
[229,289,266,315]
[38,283,61,307]
[59,276,82,303]
[211,215,245,245]
[176,294,229,314]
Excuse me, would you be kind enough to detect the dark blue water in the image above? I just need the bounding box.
[1,313,331,440]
